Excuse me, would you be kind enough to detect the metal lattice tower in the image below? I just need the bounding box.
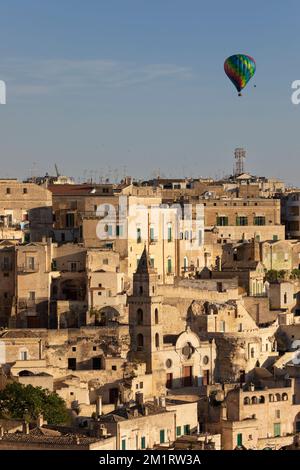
[234,148,246,176]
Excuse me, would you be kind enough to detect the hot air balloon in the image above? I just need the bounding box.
[224,54,256,96]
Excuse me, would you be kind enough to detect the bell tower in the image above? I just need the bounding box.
[129,247,163,374]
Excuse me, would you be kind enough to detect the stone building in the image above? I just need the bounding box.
[0,179,53,243]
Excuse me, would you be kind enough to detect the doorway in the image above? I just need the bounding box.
[182,366,193,387]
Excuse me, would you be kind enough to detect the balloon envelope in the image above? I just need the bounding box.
[224,54,256,93]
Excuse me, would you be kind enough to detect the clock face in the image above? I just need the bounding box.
[182,342,194,359]
[166,359,172,368]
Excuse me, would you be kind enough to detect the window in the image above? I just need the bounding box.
[93,346,97,351]
[250,347,255,358]
[274,423,281,437]
[150,227,155,242]
[155,333,160,348]
[103,258,109,265]
[236,216,248,226]
[112,365,117,371]
[23,188,28,194]
[72,346,76,352]
[121,439,126,450]
[107,225,113,236]
[237,433,243,447]
[167,225,172,242]
[155,308,159,324]
[66,212,75,228]
[167,257,172,274]
[273,235,278,241]
[137,333,144,349]
[137,308,143,325]
[176,426,182,437]
[70,262,78,272]
[275,410,280,419]
[238,323,243,332]
[216,216,228,226]
[219,321,225,332]
[139,382,143,388]
[139,286,143,294]
[116,225,123,237]
[183,424,190,435]
[29,291,35,301]
[92,358,101,371]
[198,230,203,246]
[254,216,266,226]
[183,257,188,272]
[27,257,35,270]
[137,227,141,243]
[159,429,165,444]
[3,257,10,270]
[6,188,10,194]
[141,436,146,449]
[20,351,28,361]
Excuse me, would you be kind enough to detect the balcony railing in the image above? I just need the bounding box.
[17,263,39,273]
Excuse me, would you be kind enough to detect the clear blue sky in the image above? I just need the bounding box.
[0,0,300,184]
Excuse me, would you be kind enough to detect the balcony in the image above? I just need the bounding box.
[17,263,39,273]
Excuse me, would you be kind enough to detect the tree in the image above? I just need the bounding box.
[265,269,287,283]
[290,269,300,280]
[0,382,69,425]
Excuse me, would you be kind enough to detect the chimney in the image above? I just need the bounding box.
[153,396,159,406]
[96,395,102,417]
[22,421,30,435]
[221,403,227,420]
[159,396,166,408]
[36,413,44,428]
[99,424,108,437]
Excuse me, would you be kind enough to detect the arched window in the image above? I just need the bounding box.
[282,393,288,401]
[155,308,159,324]
[244,397,250,405]
[259,395,265,404]
[251,396,258,404]
[137,308,143,325]
[137,333,144,349]
[250,347,255,359]
[139,286,143,295]
[155,333,159,348]
[275,393,281,402]
[269,394,274,402]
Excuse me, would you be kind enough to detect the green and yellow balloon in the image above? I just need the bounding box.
[224,54,256,96]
